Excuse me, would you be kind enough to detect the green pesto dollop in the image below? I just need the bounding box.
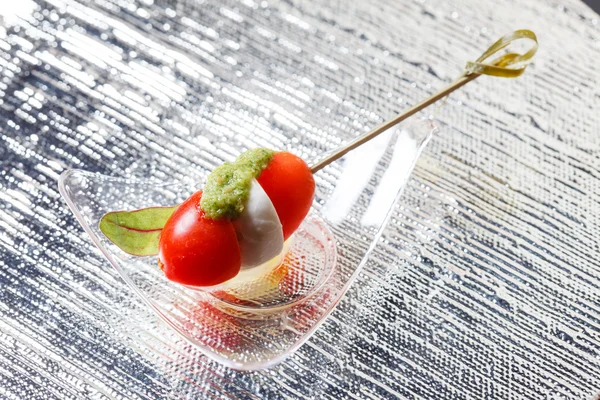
[200,148,275,220]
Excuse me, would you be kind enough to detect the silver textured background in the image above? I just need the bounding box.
[0,0,599,398]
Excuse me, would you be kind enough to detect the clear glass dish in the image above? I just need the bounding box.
[58,118,437,370]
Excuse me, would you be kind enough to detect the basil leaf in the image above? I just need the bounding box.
[99,205,178,256]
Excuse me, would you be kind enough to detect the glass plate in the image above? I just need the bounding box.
[58,118,437,370]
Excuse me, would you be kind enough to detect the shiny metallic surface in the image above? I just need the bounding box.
[0,0,598,398]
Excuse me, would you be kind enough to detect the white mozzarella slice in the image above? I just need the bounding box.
[233,179,284,269]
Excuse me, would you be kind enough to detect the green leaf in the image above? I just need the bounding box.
[99,205,179,256]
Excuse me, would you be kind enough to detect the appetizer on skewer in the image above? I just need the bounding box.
[100,30,538,292]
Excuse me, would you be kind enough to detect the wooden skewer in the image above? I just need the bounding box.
[310,72,479,173]
[310,28,539,173]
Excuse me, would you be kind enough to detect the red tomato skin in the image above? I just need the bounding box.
[257,152,315,240]
[159,191,241,286]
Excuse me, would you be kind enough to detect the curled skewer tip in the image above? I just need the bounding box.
[465,29,538,78]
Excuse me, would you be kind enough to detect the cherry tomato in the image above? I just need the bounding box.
[159,190,241,286]
[257,151,315,240]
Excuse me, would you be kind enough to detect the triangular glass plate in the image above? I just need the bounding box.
[58,119,436,370]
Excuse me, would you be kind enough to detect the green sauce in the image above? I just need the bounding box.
[200,148,275,220]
